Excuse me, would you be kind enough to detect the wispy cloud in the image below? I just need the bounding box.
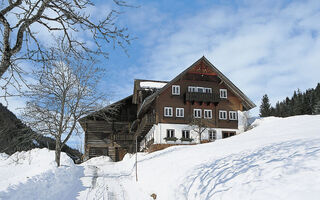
[117,0,320,115]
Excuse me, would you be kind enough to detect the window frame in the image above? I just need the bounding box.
[220,89,227,98]
[205,88,212,93]
[166,129,175,138]
[204,109,212,119]
[176,108,184,118]
[164,107,173,117]
[208,130,216,141]
[172,85,180,95]
[188,86,197,92]
[229,111,238,120]
[219,110,227,120]
[194,109,202,118]
[197,87,205,93]
[182,130,190,138]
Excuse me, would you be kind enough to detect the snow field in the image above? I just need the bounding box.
[0,115,320,199]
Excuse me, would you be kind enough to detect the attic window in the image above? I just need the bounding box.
[172,85,180,95]
[220,89,227,98]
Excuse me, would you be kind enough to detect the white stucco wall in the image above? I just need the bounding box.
[144,123,240,146]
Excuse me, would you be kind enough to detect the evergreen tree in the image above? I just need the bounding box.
[314,100,320,114]
[259,94,272,117]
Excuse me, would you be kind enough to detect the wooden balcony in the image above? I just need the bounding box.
[185,92,220,103]
[113,134,134,141]
[135,113,155,138]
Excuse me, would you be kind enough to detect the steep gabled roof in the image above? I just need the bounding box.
[137,56,256,118]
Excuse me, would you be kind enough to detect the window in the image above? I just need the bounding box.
[229,111,238,120]
[182,130,190,138]
[194,109,202,118]
[188,86,196,92]
[220,89,227,98]
[167,129,175,138]
[172,85,180,95]
[208,130,216,141]
[204,109,212,119]
[219,110,227,120]
[164,107,173,117]
[176,108,184,117]
[222,131,236,138]
[188,86,212,93]
[197,87,205,93]
[205,88,212,93]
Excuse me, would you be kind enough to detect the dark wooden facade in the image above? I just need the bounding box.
[132,57,255,143]
[79,96,137,161]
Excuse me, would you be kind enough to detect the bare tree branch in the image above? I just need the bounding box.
[0,0,132,97]
[22,39,110,166]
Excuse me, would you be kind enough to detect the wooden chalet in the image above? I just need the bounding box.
[79,56,256,161]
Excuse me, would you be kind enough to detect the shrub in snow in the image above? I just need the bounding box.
[180,138,194,142]
[164,137,178,142]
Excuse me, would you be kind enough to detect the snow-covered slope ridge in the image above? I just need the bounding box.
[1,115,320,200]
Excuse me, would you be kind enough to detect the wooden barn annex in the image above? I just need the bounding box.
[79,56,256,161]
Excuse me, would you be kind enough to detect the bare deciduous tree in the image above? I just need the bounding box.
[189,117,211,143]
[0,0,131,97]
[22,42,106,166]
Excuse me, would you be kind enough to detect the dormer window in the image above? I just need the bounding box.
[220,89,227,98]
[172,85,180,95]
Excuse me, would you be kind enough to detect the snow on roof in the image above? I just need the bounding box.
[140,81,167,89]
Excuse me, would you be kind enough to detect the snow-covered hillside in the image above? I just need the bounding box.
[1,115,320,200]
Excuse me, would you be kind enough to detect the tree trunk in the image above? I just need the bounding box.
[55,140,61,167]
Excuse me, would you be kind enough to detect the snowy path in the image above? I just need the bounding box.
[78,164,131,200]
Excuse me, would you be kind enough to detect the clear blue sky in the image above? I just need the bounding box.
[2,0,320,149]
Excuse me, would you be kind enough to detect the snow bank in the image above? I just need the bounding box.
[122,153,134,161]
[81,155,112,166]
[0,153,8,161]
[0,148,84,200]
[1,115,320,200]
[140,81,166,89]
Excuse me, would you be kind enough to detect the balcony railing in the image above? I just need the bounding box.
[185,92,220,103]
